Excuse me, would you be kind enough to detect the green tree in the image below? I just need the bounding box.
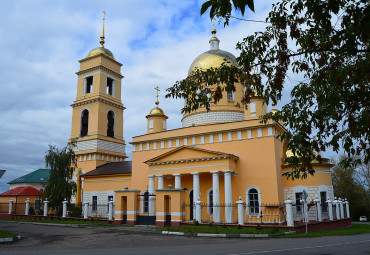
[166,0,369,179]
[332,157,370,220]
[44,142,77,215]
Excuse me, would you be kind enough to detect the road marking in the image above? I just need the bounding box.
[227,239,370,255]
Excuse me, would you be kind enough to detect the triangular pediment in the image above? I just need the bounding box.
[144,146,238,165]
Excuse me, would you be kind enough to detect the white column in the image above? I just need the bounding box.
[314,197,322,221]
[223,170,233,223]
[156,175,163,190]
[345,199,350,218]
[192,172,200,220]
[327,199,333,220]
[84,202,89,219]
[108,199,113,220]
[173,174,181,189]
[8,198,13,214]
[62,199,68,217]
[285,197,294,226]
[148,175,155,216]
[25,198,30,215]
[43,199,49,217]
[195,199,202,223]
[339,198,345,219]
[211,171,220,223]
[334,198,340,219]
[236,197,245,226]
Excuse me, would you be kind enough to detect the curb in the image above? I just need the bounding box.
[0,235,21,243]
[161,231,296,238]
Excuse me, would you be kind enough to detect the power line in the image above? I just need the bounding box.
[230,15,269,23]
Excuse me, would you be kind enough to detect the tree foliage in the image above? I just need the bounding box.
[332,157,370,219]
[166,0,370,179]
[44,142,77,215]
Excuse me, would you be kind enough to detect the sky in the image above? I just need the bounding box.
[0,0,339,193]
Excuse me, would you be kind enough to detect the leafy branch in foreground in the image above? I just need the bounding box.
[166,0,369,179]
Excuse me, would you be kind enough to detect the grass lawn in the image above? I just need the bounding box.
[160,224,288,235]
[283,224,370,238]
[0,230,18,238]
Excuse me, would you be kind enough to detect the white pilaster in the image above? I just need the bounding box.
[334,198,340,219]
[62,198,67,218]
[285,198,294,227]
[173,174,182,189]
[327,199,333,220]
[108,198,113,220]
[195,199,202,223]
[345,199,350,218]
[211,171,221,223]
[84,202,89,219]
[223,170,233,223]
[192,172,200,220]
[156,175,164,189]
[25,198,30,215]
[314,197,322,221]
[339,198,345,219]
[236,197,245,226]
[8,199,13,214]
[44,199,49,217]
[148,175,155,216]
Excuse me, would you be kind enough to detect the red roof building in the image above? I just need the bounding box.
[0,186,42,197]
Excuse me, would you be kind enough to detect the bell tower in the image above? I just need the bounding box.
[70,12,127,176]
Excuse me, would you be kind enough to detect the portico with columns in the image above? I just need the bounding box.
[142,146,238,224]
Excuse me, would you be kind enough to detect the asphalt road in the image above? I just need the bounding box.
[1,221,370,255]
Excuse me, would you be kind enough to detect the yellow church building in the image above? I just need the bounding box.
[69,19,335,226]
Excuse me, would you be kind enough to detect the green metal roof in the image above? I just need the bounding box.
[8,169,50,184]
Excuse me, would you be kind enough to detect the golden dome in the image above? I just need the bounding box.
[149,107,165,115]
[87,46,115,59]
[188,28,237,76]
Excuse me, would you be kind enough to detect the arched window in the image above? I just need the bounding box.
[107,110,115,137]
[227,91,234,101]
[80,109,89,137]
[248,188,260,215]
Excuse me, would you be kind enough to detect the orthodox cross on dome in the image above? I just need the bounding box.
[100,10,107,48]
[154,86,160,105]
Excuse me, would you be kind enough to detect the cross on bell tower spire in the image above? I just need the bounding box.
[100,10,106,48]
[154,86,160,105]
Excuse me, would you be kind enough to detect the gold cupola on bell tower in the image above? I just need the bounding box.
[146,86,168,134]
[69,11,127,176]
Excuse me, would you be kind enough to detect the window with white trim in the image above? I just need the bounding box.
[250,102,256,116]
[227,91,234,101]
[248,188,260,215]
[149,119,154,131]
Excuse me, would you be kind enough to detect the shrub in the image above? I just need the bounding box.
[193,220,199,226]
[68,204,82,218]
[256,223,262,230]
[29,206,35,215]
[238,224,242,229]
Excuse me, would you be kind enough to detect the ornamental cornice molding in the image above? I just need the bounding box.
[70,98,126,110]
[76,65,124,79]
[147,156,238,166]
